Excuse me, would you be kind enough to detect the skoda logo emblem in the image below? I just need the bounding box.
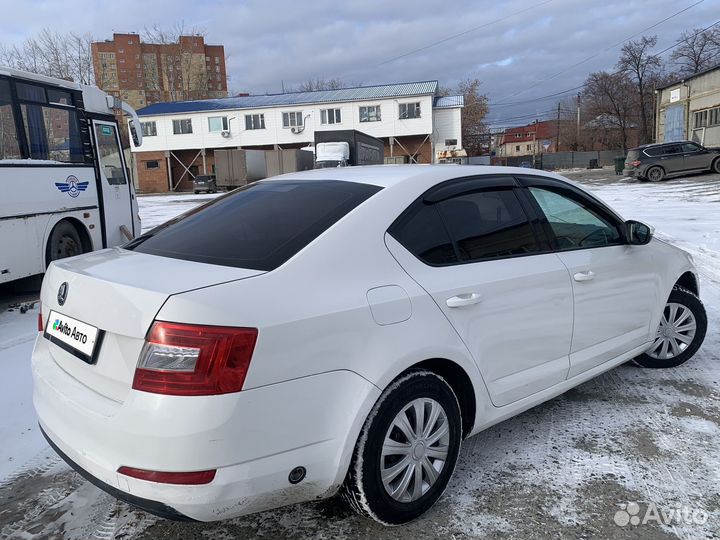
[57,282,68,306]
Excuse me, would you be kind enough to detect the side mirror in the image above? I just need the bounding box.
[626,220,653,245]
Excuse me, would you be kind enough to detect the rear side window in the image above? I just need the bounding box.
[437,190,539,262]
[390,188,540,265]
[127,180,381,271]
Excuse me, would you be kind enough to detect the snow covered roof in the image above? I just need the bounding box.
[137,81,440,116]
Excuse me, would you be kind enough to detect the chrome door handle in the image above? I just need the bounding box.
[573,271,595,282]
[446,293,482,308]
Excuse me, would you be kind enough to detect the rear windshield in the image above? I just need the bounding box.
[626,150,640,161]
[126,180,381,271]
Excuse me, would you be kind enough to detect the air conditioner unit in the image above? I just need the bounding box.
[221,130,231,138]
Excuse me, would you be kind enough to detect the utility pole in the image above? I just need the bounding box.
[555,102,561,152]
[575,93,581,150]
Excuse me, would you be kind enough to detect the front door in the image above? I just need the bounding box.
[92,120,135,247]
[524,182,656,377]
[681,142,710,171]
[386,181,573,407]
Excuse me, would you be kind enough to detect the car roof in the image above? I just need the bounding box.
[264,164,561,189]
[633,140,693,150]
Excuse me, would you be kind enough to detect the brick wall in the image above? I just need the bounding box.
[135,151,169,193]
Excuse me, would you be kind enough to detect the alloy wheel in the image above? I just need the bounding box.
[381,398,450,503]
[647,302,697,360]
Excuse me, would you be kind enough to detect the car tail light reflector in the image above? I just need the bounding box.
[117,466,216,485]
[38,303,44,332]
[132,321,258,396]
[630,160,641,167]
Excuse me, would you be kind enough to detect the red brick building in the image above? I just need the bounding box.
[497,120,559,157]
[91,33,228,112]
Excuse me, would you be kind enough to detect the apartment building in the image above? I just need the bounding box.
[131,80,464,192]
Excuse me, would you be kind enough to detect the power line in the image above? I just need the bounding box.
[492,0,706,103]
[482,17,720,116]
[377,0,553,67]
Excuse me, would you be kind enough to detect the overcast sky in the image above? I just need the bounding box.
[0,0,716,125]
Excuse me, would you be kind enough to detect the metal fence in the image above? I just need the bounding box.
[492,150,624,170]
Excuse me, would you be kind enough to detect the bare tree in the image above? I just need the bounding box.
[296,77,345,92]
[142,23,208,102]
[582,71,636,153]
[454,77,489,156]
[0,29,94,84]
[616,35,661,145]
[670,27,720,76]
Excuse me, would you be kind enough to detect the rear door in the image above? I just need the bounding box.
[386,176,573,407]
[92,120,136,246]
[520,176,656,377]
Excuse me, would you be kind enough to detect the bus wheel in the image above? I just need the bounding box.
[47,221,84,264]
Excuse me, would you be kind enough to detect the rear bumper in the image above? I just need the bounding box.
[622,168,637,177]
[40,425,194,521]
[32,336,380,521]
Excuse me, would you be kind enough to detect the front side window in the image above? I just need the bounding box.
[21,104,84,162]
[320,108,341,125]
[282,111,303,128]
[359,105,381,122]
[399,102,421,119]
[529,187,621,250]
[141,121,157,137]
[127,180,382,271]
[681,142,701,153]
[208,116,228,132]
[245,114,265,130]
[172,119,192,134]
[0,79,21,160]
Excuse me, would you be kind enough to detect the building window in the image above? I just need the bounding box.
[320,108,341,125]
[208,116,229,132]
[359,105,381,122]
[399,102,421,119]
[172,119,193,134]
[526,144,532,151]
[515,145,520,151]
[445,138,457,146]
[215,57,220,64]
[245,114,265,130]
[282,111,303,128]
[141,121,157,137]
[145,160,159,169]
[694,107,720,128]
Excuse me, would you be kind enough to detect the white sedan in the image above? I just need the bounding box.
[32,166,707,525]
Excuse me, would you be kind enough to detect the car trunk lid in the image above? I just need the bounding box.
[40,248,264,403]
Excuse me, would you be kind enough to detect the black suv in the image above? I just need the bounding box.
[623,141,720,182]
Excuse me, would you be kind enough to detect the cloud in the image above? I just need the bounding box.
[0,0,714,125]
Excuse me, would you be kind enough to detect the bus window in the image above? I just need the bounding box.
[20,103,84,163]
[94,124,127,185]
[0,80,21,160]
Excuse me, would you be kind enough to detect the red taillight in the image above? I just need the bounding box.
[38,307,44,332]
[630,160,641,167]
[117,466,216,485]
[132,322,258,396]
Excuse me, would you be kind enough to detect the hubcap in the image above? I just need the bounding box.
[649,168,662,181]
[381,397,450,503]
[648,302,696,360]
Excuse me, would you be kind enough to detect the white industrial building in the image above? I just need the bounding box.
[131,81,464,192]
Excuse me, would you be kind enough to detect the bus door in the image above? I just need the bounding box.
[92,120,135,247]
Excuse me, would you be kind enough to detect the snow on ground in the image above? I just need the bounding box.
[1,173,719,539]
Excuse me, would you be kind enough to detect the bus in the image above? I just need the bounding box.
[0,66,143,284]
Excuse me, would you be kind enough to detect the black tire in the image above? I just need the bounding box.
[194,190,200,194]
[646,165,665,182]
[342,370,462,525]
[634,286,707,368]
[47,221,84,264]
[712,157,720,174]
